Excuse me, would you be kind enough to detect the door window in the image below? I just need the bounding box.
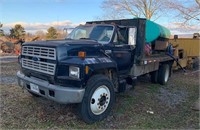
[115,27,128,45]
[128,27,137,46]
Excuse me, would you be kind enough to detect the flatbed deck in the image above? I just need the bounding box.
[142,54,175,64]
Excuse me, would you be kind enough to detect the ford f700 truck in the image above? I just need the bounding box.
[17,18,174,123]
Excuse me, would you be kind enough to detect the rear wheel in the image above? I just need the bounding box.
[158,64,170,85]
[78,75,115,123]
[193,57,200,69]
[150,70,158,83]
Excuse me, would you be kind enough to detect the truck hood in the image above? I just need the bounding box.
[22,39,103,61]
[22,39,100,47]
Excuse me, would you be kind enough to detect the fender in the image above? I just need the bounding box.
[83,57,118,85]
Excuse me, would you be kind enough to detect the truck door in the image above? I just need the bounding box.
[112,27,136,74]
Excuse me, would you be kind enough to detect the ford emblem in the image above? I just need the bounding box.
[32,57,40,62]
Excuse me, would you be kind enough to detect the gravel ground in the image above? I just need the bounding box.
[0,57,18,63]
[156,87,188,107]
[0,53,17,57]
[0,76,17,84]
[0,62,199,129]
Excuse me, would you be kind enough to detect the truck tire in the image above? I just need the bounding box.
[78,74,115,123]
[193,57,200,69]
[150,70,158,83]
[158,64,170,85]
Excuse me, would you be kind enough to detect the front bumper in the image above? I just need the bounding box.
[17,71,85,104]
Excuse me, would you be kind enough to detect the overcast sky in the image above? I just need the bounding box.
[1,0,199,35]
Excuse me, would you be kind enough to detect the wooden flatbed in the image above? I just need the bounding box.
[130,54,175,77]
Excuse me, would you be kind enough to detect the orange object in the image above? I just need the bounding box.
[78,51,86,59]
[85,66,89,74]
[15,50,20,55]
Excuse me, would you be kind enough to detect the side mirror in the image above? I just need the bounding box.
[128,28,137,46]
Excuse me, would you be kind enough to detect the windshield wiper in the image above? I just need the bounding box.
[79,38,97,42]
[79,37,91,40]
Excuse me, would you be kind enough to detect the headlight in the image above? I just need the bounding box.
[69,66,80,79]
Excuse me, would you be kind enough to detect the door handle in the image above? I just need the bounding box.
[114,45,124,47]
[105,50,112,54]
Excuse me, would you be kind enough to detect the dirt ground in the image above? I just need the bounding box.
[0,62,199,129]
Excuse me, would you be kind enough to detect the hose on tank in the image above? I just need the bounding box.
[166,52,186,73]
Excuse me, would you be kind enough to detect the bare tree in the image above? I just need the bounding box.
[57,29,67,39]
[196,0,200,7]
[101,0,166,20]
[100,0,199,22]
[35,30,46,40]
[0,23,4,36]
[166,0,200,24]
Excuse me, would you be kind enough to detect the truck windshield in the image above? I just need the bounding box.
[67,25,114,44]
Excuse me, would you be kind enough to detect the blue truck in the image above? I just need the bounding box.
[17,18,174,123]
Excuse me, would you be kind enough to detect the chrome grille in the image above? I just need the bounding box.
[22,58,56,75]
[22,46,56,60]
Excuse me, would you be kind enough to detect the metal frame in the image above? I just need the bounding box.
[22,46,56,60]
[22,58,56,75]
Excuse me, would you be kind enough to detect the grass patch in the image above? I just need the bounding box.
[147,84,161,93]
[1,62,199,129]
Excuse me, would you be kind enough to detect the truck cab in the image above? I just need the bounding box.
[17,18,174,123]
[67,24,137,74]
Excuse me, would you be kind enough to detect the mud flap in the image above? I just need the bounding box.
[118,79,126,92]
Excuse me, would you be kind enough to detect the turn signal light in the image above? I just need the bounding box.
[85,66,89,74]
[78,51,86,59]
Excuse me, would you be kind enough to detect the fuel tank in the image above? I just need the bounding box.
[145,20,171,43]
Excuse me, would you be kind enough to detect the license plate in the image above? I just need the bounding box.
[30,83,39,93]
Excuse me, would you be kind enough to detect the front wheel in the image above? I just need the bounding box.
[78,74,115,123]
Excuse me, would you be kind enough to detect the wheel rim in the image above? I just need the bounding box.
[90,85,110,115]
[164,67,169,82]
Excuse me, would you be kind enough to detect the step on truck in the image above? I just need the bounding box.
[17,18,175,123]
